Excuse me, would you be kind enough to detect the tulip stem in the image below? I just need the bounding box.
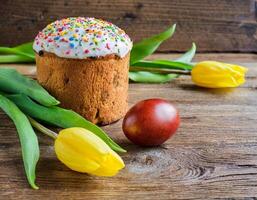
[130,66,192,75]
[28,116,58,139]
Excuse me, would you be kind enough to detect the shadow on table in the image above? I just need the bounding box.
[178,83,236,94]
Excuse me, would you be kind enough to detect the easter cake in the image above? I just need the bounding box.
[33,17,132,124]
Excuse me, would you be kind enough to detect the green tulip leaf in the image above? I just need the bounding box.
[4,93,126,153]
[0,54,35,63]
[129,42,196,84]
[0,42,35,59]
[0,68,59,106]
[129,71,178,83]
[175,42,196,63]
[130,24,176,65]
[131,60,193,71]
[0,94,39,189]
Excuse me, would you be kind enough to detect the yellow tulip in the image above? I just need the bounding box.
[54,127,125,176]
[191,61,247,88]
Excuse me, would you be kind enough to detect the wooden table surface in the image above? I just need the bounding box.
[1,53,257,199]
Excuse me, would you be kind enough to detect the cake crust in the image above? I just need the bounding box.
[36,52,130,124]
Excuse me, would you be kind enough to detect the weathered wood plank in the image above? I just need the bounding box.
[0,54,257,199]
[0,0,257,52]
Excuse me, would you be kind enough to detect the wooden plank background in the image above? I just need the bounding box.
[0,0,257,52]
[1,54,257,199]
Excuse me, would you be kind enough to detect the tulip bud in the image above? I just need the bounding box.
[54,127,125,176]
[191,61,247,88]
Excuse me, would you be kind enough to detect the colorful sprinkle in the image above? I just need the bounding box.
[106,43,110,50]
[69,43,75,48]
[33,17,132,59]
[82,36,88,42]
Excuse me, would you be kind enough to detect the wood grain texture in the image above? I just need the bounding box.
[0,54,257,199]
[0,0,257,52]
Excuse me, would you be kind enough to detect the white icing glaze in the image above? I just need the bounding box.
[33,17,132,59]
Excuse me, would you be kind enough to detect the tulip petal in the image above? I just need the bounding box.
[90,152,125,177]
[54,127,125,176]
[55,137,101,172]
[191,61,247,88]
[58,128,110,163]
[90,167,120,177]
